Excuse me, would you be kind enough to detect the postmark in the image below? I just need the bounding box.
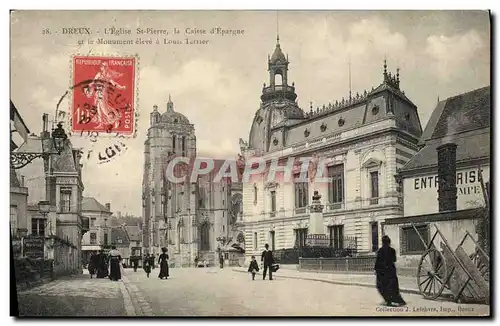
[70,54,138,138]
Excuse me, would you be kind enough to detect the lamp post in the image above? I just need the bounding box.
[11,122,67,169]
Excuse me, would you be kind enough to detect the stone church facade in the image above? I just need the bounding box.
[142,97,243,267]
[239,37,424,261]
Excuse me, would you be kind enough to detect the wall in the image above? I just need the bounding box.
[403,165,490,216]
[383,218,479,270]
[10,186,29,232]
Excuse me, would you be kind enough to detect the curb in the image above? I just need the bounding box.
[231,269,421,295]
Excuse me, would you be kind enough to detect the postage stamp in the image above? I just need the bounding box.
[70,55,138,137]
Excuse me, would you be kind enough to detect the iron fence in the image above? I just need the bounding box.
[274,235,358,264]
[299,256,376,273]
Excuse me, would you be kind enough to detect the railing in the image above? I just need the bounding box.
[274,238,358,265]
[369,197,380,205]
[299,256,376,273]
[294,207,307,215]
[326,202,344,211]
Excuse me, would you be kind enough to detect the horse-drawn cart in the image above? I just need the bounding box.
[413,224,490,303]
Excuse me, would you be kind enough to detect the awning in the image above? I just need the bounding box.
[82,245,101,251]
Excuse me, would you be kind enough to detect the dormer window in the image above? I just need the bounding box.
[372,106,379,115]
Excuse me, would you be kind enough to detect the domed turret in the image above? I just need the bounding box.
[160,95,190,124]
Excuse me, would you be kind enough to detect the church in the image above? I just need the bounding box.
[239,36,424,261]
[142,97,244,267]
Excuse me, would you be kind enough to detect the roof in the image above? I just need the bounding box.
[82,197,110,213]
[10,100,30,133]
[161,111,190,124]
[400,130,490,172]
[270,41,287,64]
[422,85,490,143]
[125,225,142,242]
[111,227,130,245]
[401,85,491,173]
[10,167,21,187]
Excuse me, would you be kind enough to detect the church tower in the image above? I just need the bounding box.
[248,36,304,154]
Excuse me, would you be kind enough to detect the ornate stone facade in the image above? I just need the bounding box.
[239,38,423,261]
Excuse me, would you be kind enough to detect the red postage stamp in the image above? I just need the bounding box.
[71,55,136,136]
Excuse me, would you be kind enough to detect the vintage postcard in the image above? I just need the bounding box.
[9,10,491,317]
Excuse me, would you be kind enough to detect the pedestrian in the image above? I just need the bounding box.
[194,256,199,268]
[88,251,98,278]
[203,259,208,268]
[144,253,152,278]
[108,246,122,281]
[151,254,156,269]
[96,250,108,278]
[374,235,407,306]
[219,254,224,269]
[158,247,169,280]
[261,243,275,280]
[133,256,139,272]
[247,255,259,280]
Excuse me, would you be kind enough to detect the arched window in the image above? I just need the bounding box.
[172,135,176,152]
[253,184,258,205]
[200,222,210,251]
[181,136,186,156]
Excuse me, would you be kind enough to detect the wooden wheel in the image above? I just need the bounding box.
[417,247,448,299]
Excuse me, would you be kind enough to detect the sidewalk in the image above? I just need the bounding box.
[231,267,420,295]
[15,272,129,316]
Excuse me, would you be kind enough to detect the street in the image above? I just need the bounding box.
[16,267,489,317]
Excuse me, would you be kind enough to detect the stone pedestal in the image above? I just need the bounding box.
[308,191,325,244]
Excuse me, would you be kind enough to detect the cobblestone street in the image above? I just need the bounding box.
[14,268,490,317]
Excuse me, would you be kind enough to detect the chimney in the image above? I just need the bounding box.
[105,203,111,211]
[437,143,458,212]
[41,114,50,138]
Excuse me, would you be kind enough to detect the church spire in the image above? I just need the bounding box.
[167,94,174,113]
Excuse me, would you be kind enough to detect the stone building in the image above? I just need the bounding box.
[14,113,87,275]
[384,85,491,269]
[81,198,113,263]
[239,37,423,261]
[142,97,243,266]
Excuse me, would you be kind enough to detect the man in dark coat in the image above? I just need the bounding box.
[261,243,274,280]
[374,235,406,306]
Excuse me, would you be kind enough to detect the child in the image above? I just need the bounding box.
[144,253,152,278]
[248,256,259,280]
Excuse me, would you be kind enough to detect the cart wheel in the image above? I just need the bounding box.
[417,248,447,300]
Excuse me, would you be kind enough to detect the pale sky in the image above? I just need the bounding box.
[10,10,490,216]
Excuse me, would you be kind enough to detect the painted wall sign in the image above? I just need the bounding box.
[404,166,490,216]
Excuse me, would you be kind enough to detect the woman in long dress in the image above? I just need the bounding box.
[143,253,152,278]
[84,62,126,129]
[158,247,169,280]
[96,250,108,278]
[108,246,122,281]
[374,235,406,306]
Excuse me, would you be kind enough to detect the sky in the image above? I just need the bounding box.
[10,10,490,216]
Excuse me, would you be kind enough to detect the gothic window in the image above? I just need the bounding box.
[372,106,379,115]
[182,136,186,156]
[200,222,210,251]
[172,135,176,152]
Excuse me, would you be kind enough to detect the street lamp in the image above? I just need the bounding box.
[11,122,68,169]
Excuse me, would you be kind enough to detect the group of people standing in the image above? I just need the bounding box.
[88,246,122,281]
[88,247,170,281]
